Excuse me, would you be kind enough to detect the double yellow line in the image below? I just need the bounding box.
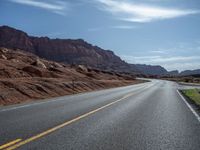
[0,139,21,150]
[1,84,152,150]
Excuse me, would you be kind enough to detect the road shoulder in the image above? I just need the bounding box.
[177,90,200,122]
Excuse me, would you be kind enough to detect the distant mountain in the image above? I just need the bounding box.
[0,26,141,74]
[134,64,168,76]
[180,69,200,76]
[166,70,179,76]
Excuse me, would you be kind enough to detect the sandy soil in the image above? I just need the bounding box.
[0,47,142,105]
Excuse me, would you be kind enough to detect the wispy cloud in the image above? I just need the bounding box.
[122,55,200,64]
[112,25,137,29]
[150,50,168,54]
[121,55,200,71]
[88,25,137,31]
[9,0,68,15]
[95,0,199,22]
[87,27,103,32]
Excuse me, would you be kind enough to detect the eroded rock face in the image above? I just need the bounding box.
[0,48,58,78]
[0,26,132,73]
[22,66,43,77]
[0,25,177,76]
[134,64,168,76]
[0,26,35,53]
[0,47,137,105]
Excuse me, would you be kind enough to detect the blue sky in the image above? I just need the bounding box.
[0,0,200,71]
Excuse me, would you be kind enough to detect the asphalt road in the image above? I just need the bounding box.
[0,80,200,150]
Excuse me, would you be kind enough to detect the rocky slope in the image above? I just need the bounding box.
[0,25,136,73]
[0,47,139,105]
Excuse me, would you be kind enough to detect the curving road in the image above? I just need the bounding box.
[0,80,200,150]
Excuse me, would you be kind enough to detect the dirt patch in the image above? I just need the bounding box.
[0,47,143,106]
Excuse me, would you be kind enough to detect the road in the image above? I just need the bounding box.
[0,80,200,150]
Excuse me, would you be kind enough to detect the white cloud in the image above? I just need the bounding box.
[95,0,199,22]
[163,62,200,71]
[122,55,200,64]
[112,25,137,29]
[121,55,200,71]
[9,0,68,15]
[150,50,168,54]
[88,25,137,31]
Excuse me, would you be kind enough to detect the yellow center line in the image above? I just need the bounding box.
[0,139,22,150]
[5,93,134,150]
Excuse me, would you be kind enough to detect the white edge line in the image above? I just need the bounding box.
[177,90,200,123]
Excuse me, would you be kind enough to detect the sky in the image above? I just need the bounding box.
[0,0,200,72]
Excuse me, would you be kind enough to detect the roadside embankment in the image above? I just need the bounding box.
[181,89,200,106]
[0,47,145,106]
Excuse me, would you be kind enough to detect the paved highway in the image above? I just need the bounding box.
[0,80,200,150]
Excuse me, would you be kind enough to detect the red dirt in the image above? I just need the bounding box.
[0,47,142,106]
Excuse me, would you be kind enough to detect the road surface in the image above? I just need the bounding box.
[0,80,200,150]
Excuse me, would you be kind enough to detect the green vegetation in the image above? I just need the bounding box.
[182,89,200,106]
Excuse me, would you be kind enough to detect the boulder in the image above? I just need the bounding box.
[31,59,47,69]
[76,65,88,72]
[51,62,63,68]
[0,47,9,53]
[0,54,7,60]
